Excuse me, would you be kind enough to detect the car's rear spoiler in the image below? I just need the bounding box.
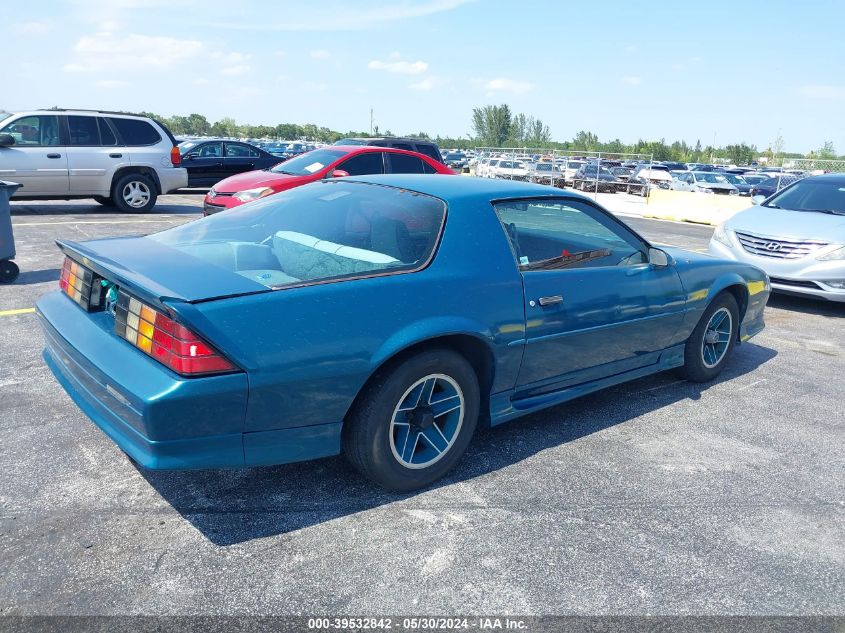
[57,238,272,308]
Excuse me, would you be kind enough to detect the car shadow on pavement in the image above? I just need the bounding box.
[767,294,845,318]
[11,268,61,285]
[138,342,777,546]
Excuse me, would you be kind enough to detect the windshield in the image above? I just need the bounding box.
[695,173,729,183]
[0,112,13,125]
[723,174,746,185]
[764,178,845,214]
[743,175,767,185]
[151,181,447,288]
[270,148,347,175]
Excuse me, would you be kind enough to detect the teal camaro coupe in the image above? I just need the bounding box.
[37,175,770,490]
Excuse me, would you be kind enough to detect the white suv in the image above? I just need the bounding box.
[0,109,187,213]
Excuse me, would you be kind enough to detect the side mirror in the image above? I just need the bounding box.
[0,134,14,146]
[648,247,672,268]
[751,195,766,205]
[330,169,349,178]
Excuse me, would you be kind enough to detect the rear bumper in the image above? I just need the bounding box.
[37,290,344,469]
[158,167,188,194]
[37,290,248,469]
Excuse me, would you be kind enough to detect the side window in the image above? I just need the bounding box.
[225,143,259,158]
[97,118,117,146]
[391,143,414,151]
[494,199,647,270]
[0,115,60,146]
[387,152,425,174]
[414,144,442,162]
[67,116,101,146]
[337,152,385,176]
[108,118,161,146]
[198,142,223,158]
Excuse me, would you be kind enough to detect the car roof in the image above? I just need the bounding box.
[22,109,152,119]
[341,174,591,204]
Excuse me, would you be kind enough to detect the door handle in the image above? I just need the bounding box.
[538,295,563,306]
[109,153,123,158]
[46,153,62,159]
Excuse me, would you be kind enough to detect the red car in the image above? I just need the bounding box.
[203,145,452,215]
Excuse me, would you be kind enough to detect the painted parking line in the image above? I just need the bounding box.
[0,307,36,317]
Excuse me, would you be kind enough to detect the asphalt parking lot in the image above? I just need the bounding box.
[1,195,843,616]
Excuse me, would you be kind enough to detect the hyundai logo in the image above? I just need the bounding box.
[764,242,782,251]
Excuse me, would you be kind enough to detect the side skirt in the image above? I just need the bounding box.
[488,344,686,426]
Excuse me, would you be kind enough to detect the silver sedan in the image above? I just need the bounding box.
[708,173,845,302]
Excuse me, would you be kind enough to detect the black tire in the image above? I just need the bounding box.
[0,260,19,284]
[92,196,112,206]
[111,173,157,213]
[679,292,739,383]
[342,349,480,491]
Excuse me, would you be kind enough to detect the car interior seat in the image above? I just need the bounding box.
[369,216,414,262]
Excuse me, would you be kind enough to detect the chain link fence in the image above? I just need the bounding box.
[472,147,655,202]
[779,157,845,174]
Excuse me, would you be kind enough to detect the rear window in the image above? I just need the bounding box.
[414,144,442,163]
[109,118,161,145]
[151,181,447,288]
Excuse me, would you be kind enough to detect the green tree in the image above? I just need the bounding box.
[571,130,599,151]
[471,104,512,147]
[525,117,551,147]
[724,143,756,165]
[818,141,836,159]
[186,113,210,136]
[210,117,239,137]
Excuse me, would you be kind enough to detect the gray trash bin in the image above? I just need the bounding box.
[0,181,22,283]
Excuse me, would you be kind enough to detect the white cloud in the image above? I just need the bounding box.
[481,77,534,95]
[63,32,203,72]
[95,79,128,88]
[199,0,476,31]
[310,49,331,60]
[799,84,845,100]
[622,76,642,85]
[368,56,428,74]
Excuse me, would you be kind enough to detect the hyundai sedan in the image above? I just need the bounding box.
[38,176,769,491]
[709,173,845,302]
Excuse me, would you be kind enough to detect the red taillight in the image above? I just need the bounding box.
[170,145,181,167]
[115,293,236,376]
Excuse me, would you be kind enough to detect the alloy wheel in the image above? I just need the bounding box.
[702,307,732,368]
[389,374,464,469]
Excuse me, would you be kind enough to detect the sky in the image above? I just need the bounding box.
[3,0,845,153]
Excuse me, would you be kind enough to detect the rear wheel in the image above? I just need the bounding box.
[679,292,739,382]
[112,173,157,213]
[343,349,479,491]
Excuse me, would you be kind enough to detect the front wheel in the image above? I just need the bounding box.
[343,349,480,491]
[679,292,739,382]
[112,173,157,213]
